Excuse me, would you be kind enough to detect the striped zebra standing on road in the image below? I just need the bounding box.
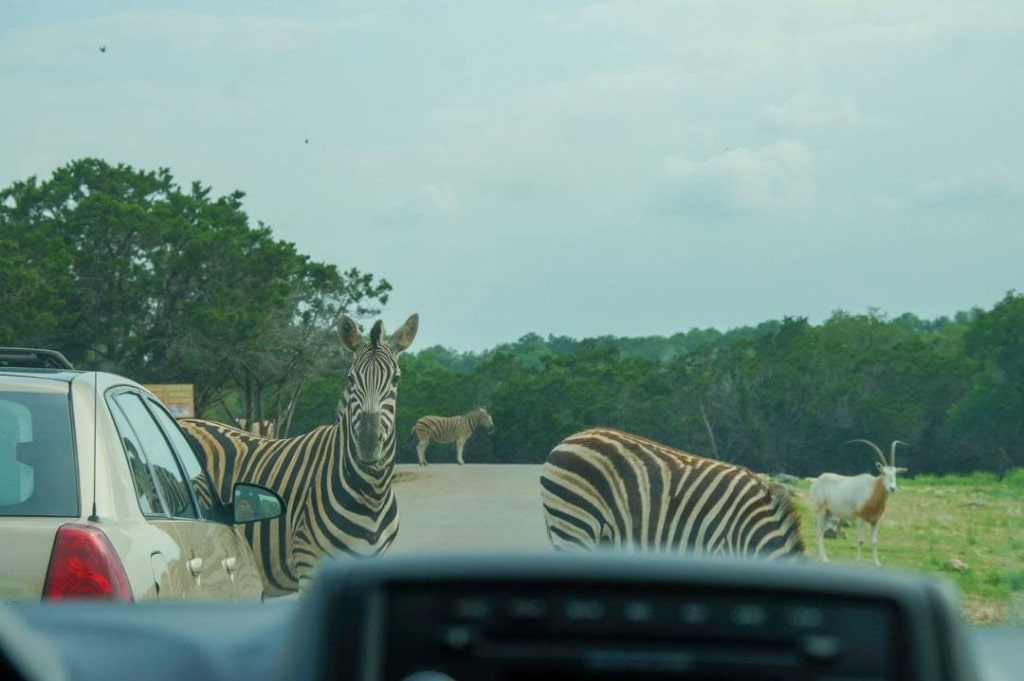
[179,313,418,596]
[412,406,494,465]
[540,428,805,560]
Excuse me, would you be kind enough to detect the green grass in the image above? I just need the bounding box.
[791,469,1024,625]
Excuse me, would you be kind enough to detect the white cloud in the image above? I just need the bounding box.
[664,141,816,215]
[911,167,1024,205]
[872,166,1024,211]
[555,0,1023,42]
[762,94,861,130]
[509,64,689,124]
[419,184,461,213]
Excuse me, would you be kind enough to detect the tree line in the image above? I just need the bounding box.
[288,294,1023,478]
[4,159,1021,477]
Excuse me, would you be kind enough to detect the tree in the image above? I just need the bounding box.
[947,292,1024,475]
[0,158,390,422]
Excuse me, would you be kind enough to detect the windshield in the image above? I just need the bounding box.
[1,2,1021,627]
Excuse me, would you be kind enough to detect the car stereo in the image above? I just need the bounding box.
[284,553,980,681]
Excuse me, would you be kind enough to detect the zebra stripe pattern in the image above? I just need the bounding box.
[412,406,494,465]
[540,428,805,560]
[179,313,418,595]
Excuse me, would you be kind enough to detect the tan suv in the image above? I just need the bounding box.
[0,348,282,602]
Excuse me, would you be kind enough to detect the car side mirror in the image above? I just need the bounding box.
[232,483,283,524]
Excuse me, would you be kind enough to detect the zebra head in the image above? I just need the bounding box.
[337,313,419,470]
[474,406,495,432]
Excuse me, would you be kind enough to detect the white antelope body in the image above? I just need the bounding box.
[808,439,908,566]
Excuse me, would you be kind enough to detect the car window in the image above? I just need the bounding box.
[109,400,166,517]
[143,397,224,522]
[0,390,77,517]
[110,392,197,520]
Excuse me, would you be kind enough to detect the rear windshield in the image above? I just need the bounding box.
[0,390,78,516]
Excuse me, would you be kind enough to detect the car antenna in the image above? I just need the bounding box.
[87,243,100,523]
[88,370,100,522]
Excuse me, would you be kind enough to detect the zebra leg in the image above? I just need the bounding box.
[417,438,429,466]
[456,437,466,465]
[297,573,315,594]
[599,521,615,547]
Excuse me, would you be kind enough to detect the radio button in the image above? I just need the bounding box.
[622,600,655,623]
[802,634,843,663]
[451,597,492,621]
[439,625,476,653]
[506,597,549,621]
[730,604,768,628]
[564,599,605,622]
[679,602,710,625]
[787,606,825,629]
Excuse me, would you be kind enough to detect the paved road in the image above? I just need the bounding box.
[389,464,551,553]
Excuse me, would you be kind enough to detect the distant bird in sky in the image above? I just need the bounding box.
[99,46,107,53]
[305,138,309,144]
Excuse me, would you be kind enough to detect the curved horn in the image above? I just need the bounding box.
[844,439,888,467]
[889,440,910,466]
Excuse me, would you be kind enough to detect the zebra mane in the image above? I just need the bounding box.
[369,320,384,347]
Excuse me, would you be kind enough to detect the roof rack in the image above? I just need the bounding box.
[0,347,75,370]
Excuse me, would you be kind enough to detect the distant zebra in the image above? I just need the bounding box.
[179,313,418,596]
[412,407,494,465]
[540,428,805,560]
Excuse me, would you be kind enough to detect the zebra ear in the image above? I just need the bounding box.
[338,314,364,353]
[387,313,419,354]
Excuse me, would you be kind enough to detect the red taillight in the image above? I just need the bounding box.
[42,524,134,602]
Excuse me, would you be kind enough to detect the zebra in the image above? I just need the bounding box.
[179,312,418,596]
[411,406,494,465]
[540,428,805,560]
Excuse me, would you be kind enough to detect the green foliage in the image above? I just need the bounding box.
[947,292,1024,474]
[1003,468,1024,488]
[391,302,1011,476]
[0,159,389,427]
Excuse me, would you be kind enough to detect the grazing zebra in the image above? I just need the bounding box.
[540,428,805,560]
[179,313,418,596]
[412,406,494,465]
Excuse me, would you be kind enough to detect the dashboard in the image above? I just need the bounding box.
[1,552,1018,681]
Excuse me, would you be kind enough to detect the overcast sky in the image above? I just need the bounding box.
[3,1,1022,352]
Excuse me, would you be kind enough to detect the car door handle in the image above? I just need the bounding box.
[222,556,238,573]
[187,557,204,576]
